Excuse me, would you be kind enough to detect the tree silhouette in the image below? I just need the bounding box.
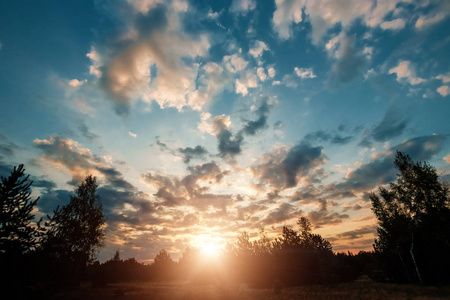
[0,164,41,255]
[370,151,450,283]
[44,174,106,286]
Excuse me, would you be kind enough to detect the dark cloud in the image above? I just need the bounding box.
[329,35,367,84]
[359,106,410,147]
[305,130,353,145]
[178,145,208,164]
[262,202,300,225]
[217,130,244,157]
[241,100,271,136]
[282,142,325,188]
[337,134,446,193]
[32,177,57,192]
[78,122,99,142]
[251,141,326,190]
[338,226,376,240]
[306,208,349,228]
[0,133,19,157]
[38,189,72,215]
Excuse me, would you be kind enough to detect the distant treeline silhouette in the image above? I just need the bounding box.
[0,151,449,298]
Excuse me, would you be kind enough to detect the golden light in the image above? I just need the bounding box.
[200,242,221,258]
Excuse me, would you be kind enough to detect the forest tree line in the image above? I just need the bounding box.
[1,151,449,297]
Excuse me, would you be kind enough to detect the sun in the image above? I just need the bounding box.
[201,242,221,258]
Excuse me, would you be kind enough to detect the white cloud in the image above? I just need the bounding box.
[249,40,269,58]
[230,0,256,15]
[198,113,231,136]
[416,11,448,29]
[236,79,248,96]
[380,18,406,30]
[437,85,449,97]
[257,67,267,81]
[128,131,137,138]
[388,60,425,85]
[69,79,87,87]
[86,48,102,78]
[294,67,316,79]
[267,66,276,78]
[207,8,220,19]
[436,74,450,84]
[223,54,248,73]
[272,0,408,43]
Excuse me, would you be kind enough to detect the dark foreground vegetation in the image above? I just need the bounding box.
[1,152,449,299]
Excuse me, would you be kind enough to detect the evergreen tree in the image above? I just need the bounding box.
[0,164,41,255]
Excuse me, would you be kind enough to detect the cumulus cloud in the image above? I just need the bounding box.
[69,79,87,87]
[437,85,449,97]
[224,54,249,73]
[262,202,299,225]
[178,145,208,163]
[273,0,410,43]
[415,1,450,29]
[92,1,212,115]
[251,141,326,190]
[241,99,271,135]
[389,60,425,85]
[306,208,349,228]
[128,131,137,138]
[33,135,134,188]
[327,34,368,84]
[249,40,269,58]
[294,67,316,79]
[257,67,267,81]
[198,113,232,137]
[230,0,256,15]
[380,18,406,30]
[267,66,276,78]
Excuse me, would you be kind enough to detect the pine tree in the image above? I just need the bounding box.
[0,164,41,255]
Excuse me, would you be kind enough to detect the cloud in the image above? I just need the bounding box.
[33,135,135,188]
[267,66,276,78]
[128,131,137,138]
[224,54,248,73]
[328,34,368,84]
[388,60,425,85]
[337,226,376,240]
[198,113,232,137]
[230,0,256,15]
[249,40,269,58]
[178,145,208,163]
[217,130,244,158]
[304,130,353,145]
[338,134,446,193]
[262,202,299,225]
[69,79,87,87]
[294,67,316,79]
[359,106,409,146]
[251,141,326,190]
[272,0,407,43]
[380,18,406,30]
[444,155,450,164]
[415,1,450,29]
[257,67,267,81]
[306,208,349,228]
[93,2,211,115]
[437,85,449,97]
[241,98,271,136]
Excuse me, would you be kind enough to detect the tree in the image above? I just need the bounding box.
[370,151,450,283]
[0,164,41,255]
[44,174,106,283]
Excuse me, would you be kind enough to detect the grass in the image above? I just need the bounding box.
[49,280,450,300]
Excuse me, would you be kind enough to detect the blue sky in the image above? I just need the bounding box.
[0,0,449,262]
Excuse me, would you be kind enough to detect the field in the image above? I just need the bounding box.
[49,279,450,300]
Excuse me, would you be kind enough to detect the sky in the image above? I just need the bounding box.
[0,0,449,263]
